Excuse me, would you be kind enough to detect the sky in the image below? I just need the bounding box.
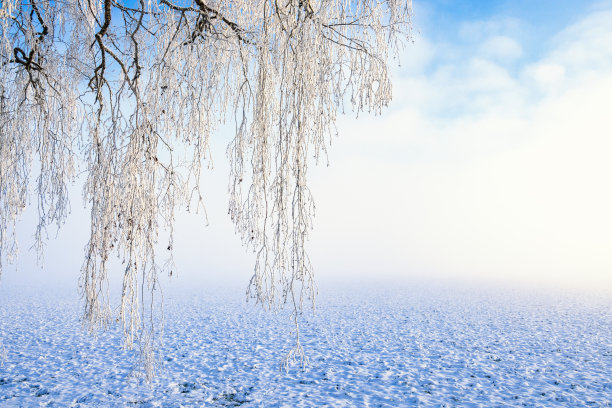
[5,0,612,293]
[309,0,612,291]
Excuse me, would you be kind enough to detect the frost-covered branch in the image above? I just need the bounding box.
[0,0,411,378]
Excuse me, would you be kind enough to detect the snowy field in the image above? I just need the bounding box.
[1,280,611,407]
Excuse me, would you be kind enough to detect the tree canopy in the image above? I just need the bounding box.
[0,0,411,376]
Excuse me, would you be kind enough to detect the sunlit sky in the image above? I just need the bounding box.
[7,0,612,292]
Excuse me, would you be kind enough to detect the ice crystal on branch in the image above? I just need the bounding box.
[0,0,411,377]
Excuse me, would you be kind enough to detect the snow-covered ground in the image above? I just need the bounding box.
[1,280,611,407]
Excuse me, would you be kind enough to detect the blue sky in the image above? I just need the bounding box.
[6,0,612,292]
[418,0,589,40]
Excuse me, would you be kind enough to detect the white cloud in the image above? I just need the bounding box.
[310,7,612,291]
[549,9,612,74]
[480,36,523,62]
[524,62,566,86]
[397,34,435,75]
[458,18,523,42]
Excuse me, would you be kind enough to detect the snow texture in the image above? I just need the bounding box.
[1,281,611,407]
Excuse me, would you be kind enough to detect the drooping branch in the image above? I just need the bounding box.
[0,0,412,378]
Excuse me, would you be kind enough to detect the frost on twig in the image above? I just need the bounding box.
[0,0,411,377]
